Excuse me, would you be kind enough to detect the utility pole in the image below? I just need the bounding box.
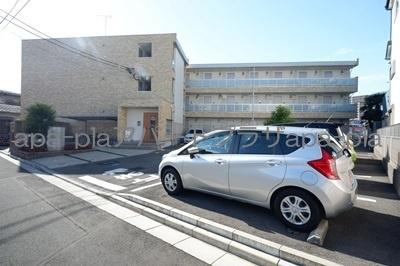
[97,15,112,36]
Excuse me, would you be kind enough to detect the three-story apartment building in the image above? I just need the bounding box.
[21,33,187,144]
[185,61,358,132]
[21,34,358,145]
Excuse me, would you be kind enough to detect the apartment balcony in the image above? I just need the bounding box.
[186,77,358,94]
[185,103,357,119]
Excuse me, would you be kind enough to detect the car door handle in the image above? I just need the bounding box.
[265,159,282,166]
[215,158,227,165]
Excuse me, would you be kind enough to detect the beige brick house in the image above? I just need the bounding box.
[21,33,187,144]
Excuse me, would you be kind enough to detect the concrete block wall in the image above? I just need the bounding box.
[374,124,400,196]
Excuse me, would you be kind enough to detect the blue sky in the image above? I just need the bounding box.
[0,0,390,95]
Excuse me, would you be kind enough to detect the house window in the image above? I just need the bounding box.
[324,71,333,78]
[227,72,235,79]
[249,71,259,79]
[138,78,151,91]
[298,71,307,78]
[138,43,152,57]
[274,72,283,78]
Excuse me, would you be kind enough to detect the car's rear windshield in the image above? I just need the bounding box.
[319,134,343,158]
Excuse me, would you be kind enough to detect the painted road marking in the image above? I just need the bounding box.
[131,174,159,184]
[357,196,377,203]
[114,171,144,180]
[131,182,162,192]
[79,175,126,191]
[102,168,128,175]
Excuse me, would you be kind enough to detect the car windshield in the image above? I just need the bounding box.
[195,130,202,134]
[188,130,194,134]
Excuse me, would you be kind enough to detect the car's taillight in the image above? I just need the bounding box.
[307,149,340,180]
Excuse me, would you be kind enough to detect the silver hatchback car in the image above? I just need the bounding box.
[159,126,357,231]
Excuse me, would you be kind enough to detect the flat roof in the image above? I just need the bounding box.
[188,60,359,69]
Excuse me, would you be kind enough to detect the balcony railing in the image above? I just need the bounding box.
[187,77,358,89]
[185,103,357,113]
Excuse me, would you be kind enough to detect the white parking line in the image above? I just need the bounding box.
[131,182,162,192]
[78,175,126,191]
[357,196,377,203]
[354,175,372,179]
[131,175,159,184]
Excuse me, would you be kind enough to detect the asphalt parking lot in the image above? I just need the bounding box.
[47,148,400,265]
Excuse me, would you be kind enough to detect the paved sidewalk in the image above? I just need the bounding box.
[0,157,206,266]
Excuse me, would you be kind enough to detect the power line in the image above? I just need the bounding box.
[0,0,30,32]
[0,0,20,26]
[0,10,131,72]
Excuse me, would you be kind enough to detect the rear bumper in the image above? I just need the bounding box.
[321,178,358,218]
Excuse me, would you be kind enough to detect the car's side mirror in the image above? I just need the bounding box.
[343,148,351,158]
[188,146,200,158]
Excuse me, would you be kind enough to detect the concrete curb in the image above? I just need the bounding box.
[111,194,281,266]
[118,193,342,266]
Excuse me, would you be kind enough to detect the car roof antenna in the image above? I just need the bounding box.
[325,112,334,122]
[304,120,317,127]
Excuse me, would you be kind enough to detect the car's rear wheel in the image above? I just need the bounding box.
[273,188,322,232]
[161,168,183,195]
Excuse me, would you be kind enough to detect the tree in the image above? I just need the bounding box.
[264,105,294,125]
[25,103,56,134]
[360,93,385,130]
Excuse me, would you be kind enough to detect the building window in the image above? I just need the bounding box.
[227,72,235,79]
[323,96,333,104]
[166,120,172,137]
[298,95,307,103]
[203,95,212,104]
[273,95,283,103]
[324,71,333,78]
[227,95,235,103]
[274,72,283,78]
[249,71,259,79]
[204,72,212,79]
[138,43,152,57]
[391,60,396,79]
[298,71,307,78]
[138,78,151,91]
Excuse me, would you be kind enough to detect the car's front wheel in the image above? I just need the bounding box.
[161,168,183,195]
[273,188,322,232]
